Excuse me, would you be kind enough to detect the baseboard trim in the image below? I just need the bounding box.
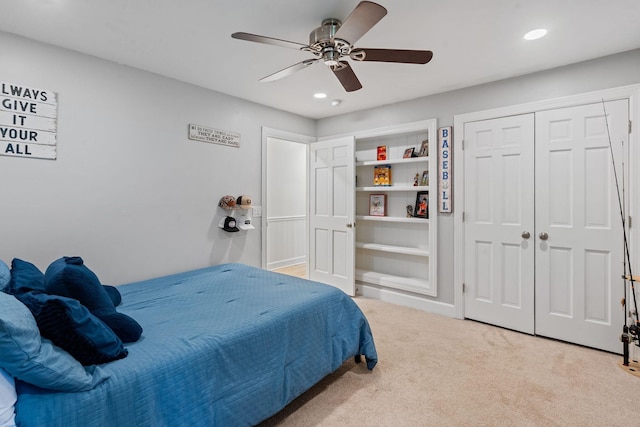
[358,283,456,318]
[267,257,306,270]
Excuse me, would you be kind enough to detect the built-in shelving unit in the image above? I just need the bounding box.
[354,119,438,296]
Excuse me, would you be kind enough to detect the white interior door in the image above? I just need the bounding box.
[535,100,628,352]
[463,114,535,334]
[464,100,629,353]
[308,136,355,295]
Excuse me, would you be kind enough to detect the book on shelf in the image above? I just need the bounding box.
[377,145,387,161]
[373,165,392,186]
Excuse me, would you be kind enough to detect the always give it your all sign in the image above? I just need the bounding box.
[1,81,58,160]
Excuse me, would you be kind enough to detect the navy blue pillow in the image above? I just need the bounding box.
[16,291,128,366]
[7,258,45,294]
[44,257,142,343]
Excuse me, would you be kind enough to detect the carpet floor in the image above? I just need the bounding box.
[260,297,640,426]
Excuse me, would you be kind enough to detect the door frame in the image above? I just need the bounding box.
[261,127,315,272]
[453,84,640,320]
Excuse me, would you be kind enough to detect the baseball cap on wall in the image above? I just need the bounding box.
[218,195,237,209]
[236,195,252,209]
[222,216,239,232]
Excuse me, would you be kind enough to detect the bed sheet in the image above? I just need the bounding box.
[14,263,377,426]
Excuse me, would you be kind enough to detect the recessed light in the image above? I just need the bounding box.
[313,93,327,99]
[524,28,547,41]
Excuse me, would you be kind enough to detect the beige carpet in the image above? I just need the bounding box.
[260,297,640,426]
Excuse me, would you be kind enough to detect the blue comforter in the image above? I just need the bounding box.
[14,263,377,426]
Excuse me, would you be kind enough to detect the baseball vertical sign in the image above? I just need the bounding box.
[438,126,452,213]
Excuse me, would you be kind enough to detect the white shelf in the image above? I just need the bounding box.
[356,215,429,224]
[356,242,429,257]
[356,269,433,296]
[355,157,429,167]
[353,119,437,298]
[357,185,429,192]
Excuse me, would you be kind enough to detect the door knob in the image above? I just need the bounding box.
[346,223,353,228]
[539,232,549,241]
[522,231,530,239]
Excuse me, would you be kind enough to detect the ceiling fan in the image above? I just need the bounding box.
[231,1,433,92]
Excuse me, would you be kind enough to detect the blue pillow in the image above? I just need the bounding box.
[6,258,45,294]
[0,292,109,392]
[0,260,10,291]
[17,291,128,366]
[45,257,142,343]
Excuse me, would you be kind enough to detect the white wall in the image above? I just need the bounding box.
[317,48,640,305]
[265,137,307,269]
[266,138,306,218]
[3,30,638,301]
[0,32,314,285]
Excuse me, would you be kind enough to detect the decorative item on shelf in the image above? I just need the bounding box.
[373,165,392,186]
[236,195,252,209]
[406,205,413,218]
[219,216,240,232]
[369,194,387,216]
[403,147,415,158]
[377,145,387,161]
[418,139,429,157]
[219,195,237,209]
[414,191,429,218]
[413,173,420,186]
[421,171,429,186]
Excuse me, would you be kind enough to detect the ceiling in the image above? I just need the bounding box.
[1,0,639,119]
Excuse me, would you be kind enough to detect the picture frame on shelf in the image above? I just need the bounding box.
[418,139,429,157]
[377,145,387,161]
[369,194,387,216]
[403,147,415,158]
[414,191,429,218]
[421,170,429,186]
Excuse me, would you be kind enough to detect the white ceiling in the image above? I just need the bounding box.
[1,0,639,119]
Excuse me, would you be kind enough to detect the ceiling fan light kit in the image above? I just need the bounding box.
[231,1,433,93]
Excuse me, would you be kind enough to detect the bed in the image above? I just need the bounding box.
[1,261,377,427]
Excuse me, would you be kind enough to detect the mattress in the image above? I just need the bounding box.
[14,263,377,426]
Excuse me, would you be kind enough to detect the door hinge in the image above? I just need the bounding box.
[461,140,465,150]
[462,211,465,222]
[629,216,632,229]
[462,283,466,293]
[630,120,632,134]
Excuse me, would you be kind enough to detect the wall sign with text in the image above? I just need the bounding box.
[188,124,240,148]
[0,81,58,160]
[438,126,452,213]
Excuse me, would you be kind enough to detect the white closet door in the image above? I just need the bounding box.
[308,136,356,295]
[463,114,535,334]
[535,100,628,353]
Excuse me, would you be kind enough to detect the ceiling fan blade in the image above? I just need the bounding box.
[231,32,308,50]
[331,61,362,92]
[333,1,387,45]
[351,48,433,64]
[260,59,319,83]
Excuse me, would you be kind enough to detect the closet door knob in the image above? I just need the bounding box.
[539,232,549,241]
[522,231,530,239]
